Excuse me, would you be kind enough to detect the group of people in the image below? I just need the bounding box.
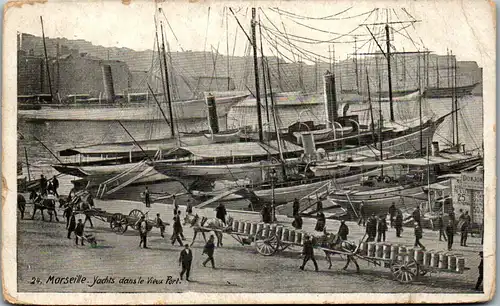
[39,174,59,197]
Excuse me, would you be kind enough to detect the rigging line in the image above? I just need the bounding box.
[228,7,252,44]
[159,8,185,52]
[391,9,420,50]
[279,18,297,62]
[272,7,379,21]
[459,108,480,149]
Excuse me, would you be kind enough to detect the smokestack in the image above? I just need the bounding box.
[432,141,440,156]
[101,64,115,103]
[323,71,338,127]
[205,93,219,134]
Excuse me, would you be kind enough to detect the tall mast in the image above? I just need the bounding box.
[454,52,459,149]
[314,58,318,92]
[275,38,282,92]
[40,16,54,101]
[251,8,264,142]
[160,22,175,137]
[418,51,423,153]
[366,67,375,143]
[226,9,231,91]
[425,48,430,89]
[338,56,343,92]
[266,61,284,163]
[385,24,394,121]
[155,17,171,134]
[258,16,270,125]
[354,37,360,93]
[449,49,455,147]
[376,55,383,176]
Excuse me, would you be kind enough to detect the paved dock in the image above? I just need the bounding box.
[17,198,483,293]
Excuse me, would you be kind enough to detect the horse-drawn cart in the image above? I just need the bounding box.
[73,208,156,234]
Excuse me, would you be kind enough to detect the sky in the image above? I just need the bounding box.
[5,1,495,67]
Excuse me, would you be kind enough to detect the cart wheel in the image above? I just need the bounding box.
[255,234,278,256]
[129,209,145,230]
[110,213,127,234]
[390,257,419,283]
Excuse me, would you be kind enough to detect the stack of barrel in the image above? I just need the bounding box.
[230,220,306,245]
[358,241,466,273]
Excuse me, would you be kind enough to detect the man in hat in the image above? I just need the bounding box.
[338,220,349,241]
[171,212,184,246]
[179,244,193,281]
[202,235,216,269]
[412,205,421,226]
[215,202,227,225]
[414,222,425,250]
[358,201,367,226]
[460,211,471,247]
[135,215,149,249]
[299,235,318,272]
[67,213,76,239]
[445,219,455,251]
[51,175,59,197]
[155,213,166,238]
[377,215,388,242]
[388,202,397,228]
[366,213,377,242]
[292,213,303,230]
[394,209,403,237]
[437,212,447,241]
[144,186,151,208]
[39,174,47,196]
[293,198,300,217]
[74,219,85,246]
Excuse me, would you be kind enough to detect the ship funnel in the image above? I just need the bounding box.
[432,141,440,156]
[301,133,316,159]
[323,71,338,127]
[101,64,115,103]
[205,93,219,134]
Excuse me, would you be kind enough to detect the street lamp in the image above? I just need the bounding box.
[270,168,277,222]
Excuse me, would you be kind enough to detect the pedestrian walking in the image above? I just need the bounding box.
[475,251,483,291]
[81,199,94,228]
[261,204,272,224]
[445,219,454,251]
[186,200,193,215]
[448,209,456,231]
[414,222,425,250]
[366,213,377,242]
[437,213,447,241]
[314,212,326,232]
[316,200,323,213]
[51,175,59,197]
[202,235,216,268]
[155,213,165,238]
[460,211,471,246]
[338,220,349,241]
[388,203,396,228]
[74,219,85,246]
[215,202,227,225]
[135,215,149,249]
[299,235,318,271]
[377,215,388,242]
[358,201,366,226]
[40,174,47,196]
[172,195,179,215]
[412,206,421,226]
[171,213,184,246]
[63,205,73,229]
[67,214,76,239]
[394,210,403,237]
[179,244,193,281]
[293,198,300,217]
[292,213,303,230]
[143,187,151,208]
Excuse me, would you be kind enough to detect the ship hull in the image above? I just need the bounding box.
[423,83,479,98]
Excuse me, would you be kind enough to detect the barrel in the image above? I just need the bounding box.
[238,221,245,233]
[390,245,399,260]
[423,251,432,267]
[232,220,239,232]
[397,246,407,261]
[383,244,391,260]
[270,224,277,237]
[295,231,303,245]
[251,223,258,235]
[276,226,283,239]
[375,244,384,258]
[448,255,457,271]
[282,228,290,241]
[438,253,448,269]
[456,257,465,273]
[262,224,270,238]
[244,222,252,235]
[367,242,376,257]
[256,223,264,239]
[414,249,424,265]
[430,253,440,268]
[406,248,415,260]
[289,230,296,243]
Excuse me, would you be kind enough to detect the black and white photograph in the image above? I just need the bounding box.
[2,1,495,304]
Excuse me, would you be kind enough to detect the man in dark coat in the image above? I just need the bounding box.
[40,174,47,196]
[144,187,151,208]
[292,214,303,230]
[202,235,216,268]
[261,204,272,224]
[215,202,227,225]
[155,213,166,238]
[299,235,318,271]
[445,219,455,251]
[63,205,73,229]
[67,214,76,239]
[388,203,397,228]
[414,222,425,250]
[437,213,447,241]
[366,214,377,242]
[448,209,456,231]
[460,211,471,247]
[51,175,59,197]
[338,220,349,241]
[377,215,388,242]
[173,195,179,215]
[74,219,85,246]
[412,206,421,226]
[292,198,300,217]
[135,215,149,249]
[315,212,326,232]
[171,212,184,246]
[394,210,403,237]
[475,251,483,291]
[358,201,367,226]
[179,244,193,281]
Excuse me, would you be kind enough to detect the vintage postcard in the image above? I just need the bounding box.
[2,0,495,304]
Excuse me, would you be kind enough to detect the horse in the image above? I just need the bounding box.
[316,231,360,272]
[17,194,26,219]
[30,191,60,222]
[183,214,233,247]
